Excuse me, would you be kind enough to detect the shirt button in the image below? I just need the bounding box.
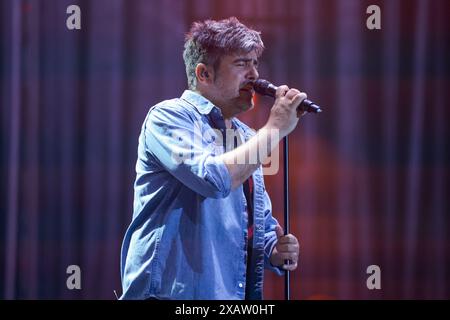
[238,283,243,288]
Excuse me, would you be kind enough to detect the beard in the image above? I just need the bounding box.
[234,92,254,112]
[209,80,255,116]
[238,87,255,108]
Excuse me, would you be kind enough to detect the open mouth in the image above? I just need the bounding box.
[239,85,255,96]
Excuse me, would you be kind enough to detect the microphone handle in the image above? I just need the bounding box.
[300,99,322,113]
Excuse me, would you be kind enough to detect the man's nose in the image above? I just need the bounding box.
[246,66,259,81]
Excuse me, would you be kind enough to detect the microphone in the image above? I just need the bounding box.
[253,79,322,113]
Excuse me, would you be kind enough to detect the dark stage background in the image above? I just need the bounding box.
[1,0,449,299]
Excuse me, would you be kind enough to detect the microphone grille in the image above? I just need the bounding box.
[253,79,275,97]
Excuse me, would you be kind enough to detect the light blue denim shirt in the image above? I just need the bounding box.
[120,90,283,300]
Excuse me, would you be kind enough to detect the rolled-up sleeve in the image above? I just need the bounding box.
[144,104,231,199]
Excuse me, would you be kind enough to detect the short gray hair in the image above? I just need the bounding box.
[183,17,264,90]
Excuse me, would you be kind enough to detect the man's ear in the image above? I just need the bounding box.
[195,63,212,85]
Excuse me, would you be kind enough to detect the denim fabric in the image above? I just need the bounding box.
[120,90,283,300]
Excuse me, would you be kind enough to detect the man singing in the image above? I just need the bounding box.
[120,17,305,300]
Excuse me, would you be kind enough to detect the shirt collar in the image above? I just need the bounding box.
[181,90,219,115]
[181,90,242,131]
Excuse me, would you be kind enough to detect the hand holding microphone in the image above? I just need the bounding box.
[253,79,322,138]
[253,79,323,113]
[261,84,305,138]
